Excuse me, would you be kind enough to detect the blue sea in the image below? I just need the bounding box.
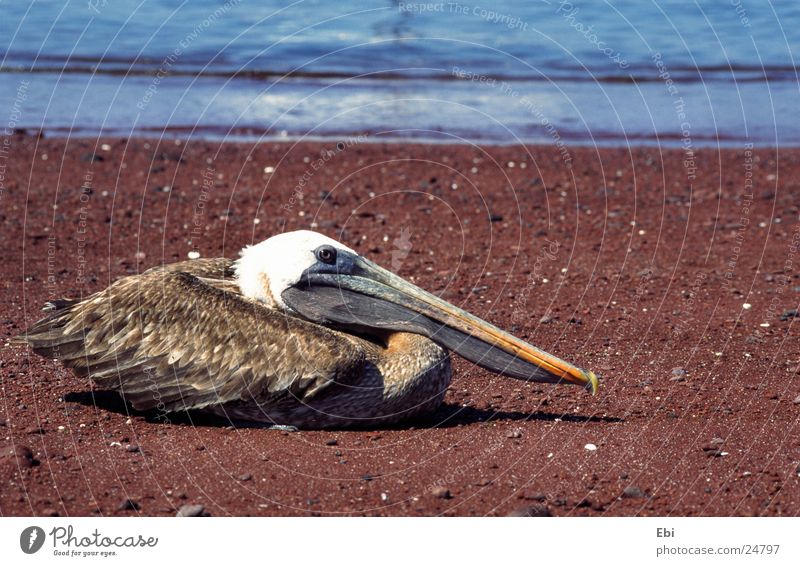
[1,0,798,145]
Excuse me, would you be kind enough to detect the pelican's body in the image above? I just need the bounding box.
[17,231,596,429]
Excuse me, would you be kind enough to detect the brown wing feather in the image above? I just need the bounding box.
[144,257,237,279]
[18,268,365,413]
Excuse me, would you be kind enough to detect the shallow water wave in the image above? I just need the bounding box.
[1,0,797,145]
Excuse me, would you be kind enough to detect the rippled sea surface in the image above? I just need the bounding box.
[1,0,798,145]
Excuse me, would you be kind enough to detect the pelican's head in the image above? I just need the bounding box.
[236,230,598,393]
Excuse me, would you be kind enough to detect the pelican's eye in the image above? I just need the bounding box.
[315,245,337,265]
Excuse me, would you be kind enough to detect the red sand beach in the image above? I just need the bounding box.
[1,133,798,516]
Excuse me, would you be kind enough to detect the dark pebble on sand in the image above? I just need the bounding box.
[622,486,646,499]
[25,426,45,435]
[520,491,546,501]
[702,438,725,456]
[508,504,551,517]
[118,498,140,511]
[506,429,523,439]
[125,444,140,453]
[431,486,452,499]
[157,152,185,163]
[80,152,104,163]
[0,444,37,468]
[176,504,206,517]
[325,439,338,446]
[779,309,798,321]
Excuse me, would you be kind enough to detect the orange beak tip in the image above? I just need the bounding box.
[585,370,599,395]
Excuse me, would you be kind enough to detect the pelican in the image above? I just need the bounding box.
[16,231,597,429]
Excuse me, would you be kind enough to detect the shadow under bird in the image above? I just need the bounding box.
[16,231,598,429]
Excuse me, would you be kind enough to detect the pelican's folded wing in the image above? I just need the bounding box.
[17,270,365,413]
[144,257,237,280]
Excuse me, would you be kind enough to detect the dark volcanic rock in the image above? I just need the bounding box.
[507,504,552,517]
[176,504,206,517]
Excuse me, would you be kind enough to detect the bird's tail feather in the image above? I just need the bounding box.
[11,298,83,358]
[14,297,213,412]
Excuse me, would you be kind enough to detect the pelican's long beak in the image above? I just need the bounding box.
[283,256,598,393]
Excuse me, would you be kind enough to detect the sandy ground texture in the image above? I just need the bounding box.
[1,133,798,517]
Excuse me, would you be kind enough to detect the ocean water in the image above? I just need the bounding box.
[1,0,798,145]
